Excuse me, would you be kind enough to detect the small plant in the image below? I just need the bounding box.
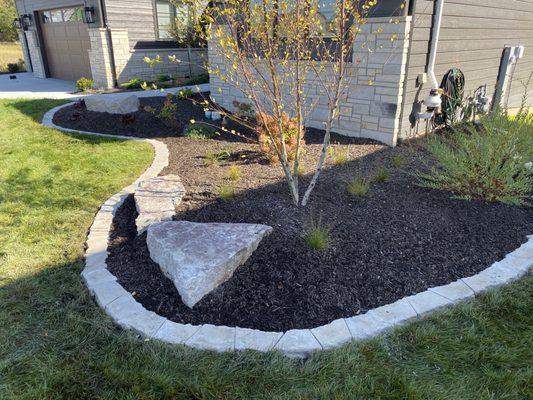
[418,112,533,205]
[183,125,217,140]
[372,166,390,183]
[391,155,404,168]
[218,184,235,200]
[347,178,369,197]
[7,60,24,73]
[303,217,331,251]
[157,74,172,83]
[183,74,209,85]
[120,78,146,90]
[76,77,94,92]
[227,165,242,181]
[177,88,194,100]
[257,112,304,163]
[205,150,230,166]
[157,94,178,127]
[329,147,349,166]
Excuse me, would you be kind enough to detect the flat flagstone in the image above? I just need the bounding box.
[135,175,186,233]
[185,324,235,352]
[91,281,130,308]
[462,262,522,293]
[152,320,201,345]
[344,312,391,340]
[274,329,322,358]
[405,290,453,317]
[147,221,273,308]
[310,319,352,349]
[235,327,283,352]
[105,294,145,321]
[428,279,475,302]
[82,269,116,287]
[368,299,418,325]
[117,309,166,337]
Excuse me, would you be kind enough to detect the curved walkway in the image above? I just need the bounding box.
[42,97,533,358]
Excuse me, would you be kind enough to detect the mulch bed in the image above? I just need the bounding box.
[56,96,532,332]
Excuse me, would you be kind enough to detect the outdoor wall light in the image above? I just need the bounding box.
[84,7,96,24]
[12,18,22,30]
[20,14,33,30]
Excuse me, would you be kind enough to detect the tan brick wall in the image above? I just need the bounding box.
[208,17,411,146]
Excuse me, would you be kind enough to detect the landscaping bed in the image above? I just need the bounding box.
[55,96,532,332]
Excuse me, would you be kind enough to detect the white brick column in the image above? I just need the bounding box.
[24,30,46,78]
[88,28,116,89]
[109,29,131,82]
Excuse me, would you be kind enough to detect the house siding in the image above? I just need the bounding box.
[399,0,533,138]
[104,0,157,45]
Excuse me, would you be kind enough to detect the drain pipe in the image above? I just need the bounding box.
[423,0,445,111]
[98,0,118,87]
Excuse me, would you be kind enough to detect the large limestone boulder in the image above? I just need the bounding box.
[135,175,185,234]
[147,221,273,308]
[85,94,140,114]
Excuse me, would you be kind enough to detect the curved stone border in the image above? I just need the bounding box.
[42,100,532,358]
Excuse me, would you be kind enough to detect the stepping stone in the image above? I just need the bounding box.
[147,221,273,308]
[135,175,185,234]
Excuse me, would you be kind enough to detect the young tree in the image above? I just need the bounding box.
[0,0,18,42]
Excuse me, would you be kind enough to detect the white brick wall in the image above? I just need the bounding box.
[208,17,411,146]
[24,30,46,79]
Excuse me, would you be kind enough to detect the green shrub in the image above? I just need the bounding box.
[177,88,195,100]
[227,165,242,181]
[218,184,235,200]
[303,217,331,251]
[417,113,533,205]
[205,150,230,166]
[391,155,404,168]
[329,147,349,166]
[120,78,146,90]
[157,74,173,83]
[7,60,23,73]
[76,77,94,92]
[183,74,209,85]
[183,125,217,140]
[347,178,369,197]
[372,166,390,183]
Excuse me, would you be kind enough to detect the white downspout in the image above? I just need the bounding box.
[428,0,445,90]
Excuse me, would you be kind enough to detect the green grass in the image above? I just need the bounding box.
[0,99,532,399]
[227,165,242,181]
[0,42,24,72]
[303,217,331,251]
[218,184,236,200]
[372,166,390,183]
[347,178,370,197]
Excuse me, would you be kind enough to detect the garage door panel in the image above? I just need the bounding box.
[40,7,92,81]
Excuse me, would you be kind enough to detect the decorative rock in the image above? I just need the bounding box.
[274,329,322,358]
[185,324,235,352]
[85,94,140,114]
[310,319,352,349]
[405,290,453,317]
[152,320,201,345]
[344,312,391,340]
[368,299,418,325]
[428,279,475,302]
[135,175,185,234]
[235,327,283,352]
[147,221,273,307]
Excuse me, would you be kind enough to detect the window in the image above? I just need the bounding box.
[155,0,191,40]
[42,7,84,24]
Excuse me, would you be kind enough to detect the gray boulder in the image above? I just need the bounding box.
[85,94,140,114]
[147,221,273,308]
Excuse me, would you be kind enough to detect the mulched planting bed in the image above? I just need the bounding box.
[57,96,533,332]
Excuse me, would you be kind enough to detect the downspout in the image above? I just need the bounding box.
[427,0,444,90]
[98,0,118,87]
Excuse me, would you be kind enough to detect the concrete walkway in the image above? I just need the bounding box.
[0,72,81,99]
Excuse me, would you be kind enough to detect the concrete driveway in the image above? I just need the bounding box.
[0,72,83,99]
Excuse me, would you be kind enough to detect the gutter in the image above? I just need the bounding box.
[427,0,444,90]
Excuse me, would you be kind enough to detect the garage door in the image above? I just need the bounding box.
[40,6,92,81]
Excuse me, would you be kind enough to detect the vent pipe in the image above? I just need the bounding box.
[428,0,445,90]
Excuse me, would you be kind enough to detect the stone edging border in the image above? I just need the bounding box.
[42,100,532,358]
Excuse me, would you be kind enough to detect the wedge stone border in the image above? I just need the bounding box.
[42,100,532,358]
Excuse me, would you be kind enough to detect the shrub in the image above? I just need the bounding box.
[218,185,235,200]
[205,150,230,166]
[227,165,242,181]
[256,112,304,163]
[347,178,369,197]
[183,74,209,85]
[303,217,331,251]
[418,113,533,205]
[177,88,194,100]
[183,124,217,140]
[76,77,94,92]
[7,60,23,73]
[392,155,404,168]
[120,78,146,90]
[372,166,390,183]
[157,74,172,83]
[329,147,349,166]
[157,94,178,126]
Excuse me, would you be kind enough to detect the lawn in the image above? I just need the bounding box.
[0,42,24,72]
[0,98,531,400]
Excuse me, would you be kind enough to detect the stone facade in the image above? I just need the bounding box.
[17,31,32,73]
[208,17,411,146]
[88,28,116,89]
[23,30,46,78]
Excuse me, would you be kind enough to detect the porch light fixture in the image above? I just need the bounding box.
[12,17,22,30]
[83,7,96,23]
[20,14,33,30]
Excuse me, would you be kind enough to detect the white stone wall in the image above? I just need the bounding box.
[88,28,116,89]
[17,31,32,73]
[23,30,46,78]
[208,17,411,146]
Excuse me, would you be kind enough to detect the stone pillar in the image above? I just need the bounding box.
[109,29,131,83]
[88,28,116,89]
[17,31,32,73]
[24,30,46,78]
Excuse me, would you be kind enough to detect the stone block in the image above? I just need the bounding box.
[152,320,201,345]
[368,299,417,325]
[428,280,475,302]
[274,329,322,358]
[186,324,235,352]
[405,290,453,317]
[85,94,140,114]
[310,319,352,349]
[344,312,391,340]
[235,327,283,352]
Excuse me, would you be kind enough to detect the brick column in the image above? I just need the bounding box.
[17,31,32,73]
[88,28,116,89]
[109,29,131,83]
[24,30,46,78]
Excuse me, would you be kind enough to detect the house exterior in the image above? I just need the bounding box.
[14,0,207,88]
[208,0,533,146]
